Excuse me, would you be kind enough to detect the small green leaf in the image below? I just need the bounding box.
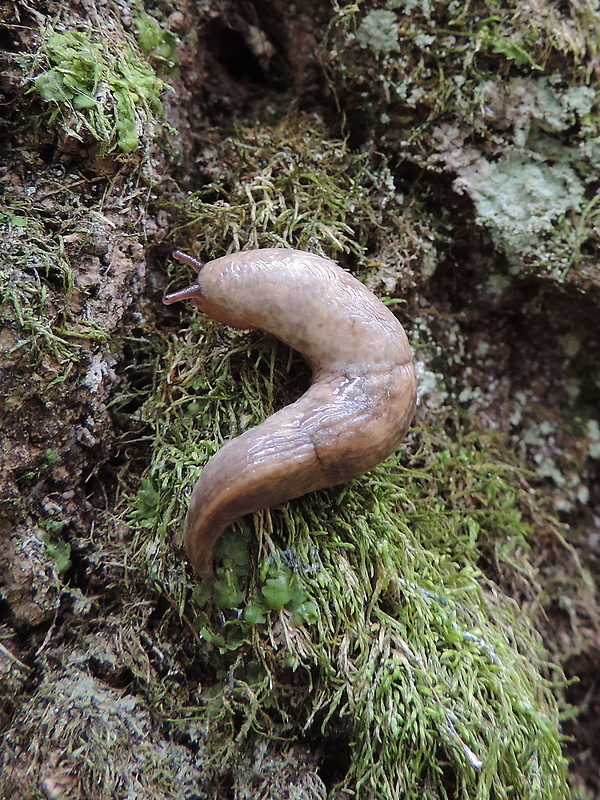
[134,13,163,52]
[137,479,160,518]
[296,599,319,625]
[192,611,209,631]
[288,581,308,608]
[44,537,72,574]
[214,527,249,570]
[35,72,70,103]
[45,448,61,465]
[186,400,205,417]
[73,94,96,109]
[243,603,267,625]
[213,579,244,609]
[261,574,292,611]
[192,583,213,608]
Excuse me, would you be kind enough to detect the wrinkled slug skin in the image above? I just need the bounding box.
[163,249,417,574]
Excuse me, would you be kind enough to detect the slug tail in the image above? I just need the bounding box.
[184,398,330,574]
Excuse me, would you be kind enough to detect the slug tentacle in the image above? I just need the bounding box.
[163,248,417,575]
[173,250,204,273]
[163,283,204,305]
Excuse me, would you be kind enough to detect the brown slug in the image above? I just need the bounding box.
[163,248,417,574]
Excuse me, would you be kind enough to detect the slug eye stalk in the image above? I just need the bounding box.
[173,250,204,273]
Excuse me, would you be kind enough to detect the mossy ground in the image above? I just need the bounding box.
[324,0,600,283]
[1,0,599,798]
[130,310,569,798]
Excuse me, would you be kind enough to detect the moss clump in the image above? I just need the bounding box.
[32,26,168,154]
[326,0,595,128]
[127,307,568,797]
[165,112,436,274]
[0,663,204,800]
[0,204,108,365]
[161,112,440,305]
[133,12,179,77]
[168,114,376,258]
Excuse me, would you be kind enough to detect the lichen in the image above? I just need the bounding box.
[465,153,584,276]
[324,2,600,284]
[355,9,401,56]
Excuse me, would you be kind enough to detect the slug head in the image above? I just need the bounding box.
[162,250,259,328]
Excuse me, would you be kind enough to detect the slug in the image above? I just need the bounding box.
[163,248,417,574]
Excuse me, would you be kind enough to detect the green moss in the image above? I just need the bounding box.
[476,22,542,69]
[328,0,596,119]
[126,308,568,797]
[323,1,600,284]
[167,114,378,259]
[111,106,571,796]
[41,528,72,575]
[133,12,179,76]
[0,201,109,365]
[162,112,438,297]
[32,26,168,154]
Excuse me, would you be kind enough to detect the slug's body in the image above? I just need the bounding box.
[163,248,417,574]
